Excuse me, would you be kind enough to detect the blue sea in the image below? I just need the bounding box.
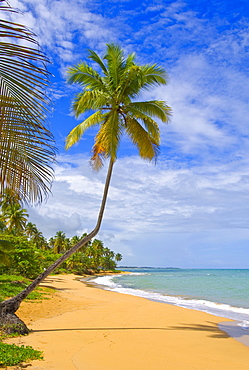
[92,268,249,329]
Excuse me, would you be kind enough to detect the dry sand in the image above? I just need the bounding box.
[7,274,249,370]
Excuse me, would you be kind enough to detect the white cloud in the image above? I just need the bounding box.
[5,0,116,63]
[27,153,249,267]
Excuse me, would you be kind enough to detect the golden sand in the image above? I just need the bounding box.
[7,274,249,370]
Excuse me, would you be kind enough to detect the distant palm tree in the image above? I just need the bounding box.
[2,204,29,235]
[65,253,82,270]
[115,253,122,263]
[86,239,104,270]
[70,235,80,246]
[25,222,38,239]
[25,222,48,250]
[0,0,56,204]
[0,44,171,334]
[48,237,55,249]
[0,189,21,213]
[53,231,67,254]
[35,235,49,251]
[70,235,88,254]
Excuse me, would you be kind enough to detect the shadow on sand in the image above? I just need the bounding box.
[32,320,232,339]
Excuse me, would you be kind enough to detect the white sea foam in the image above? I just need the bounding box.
[91,275,249,325]
[238,321,249,330]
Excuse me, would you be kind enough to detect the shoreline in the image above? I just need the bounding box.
[82,273,249,347]
[85,272,249,334]
[8,274,249,369]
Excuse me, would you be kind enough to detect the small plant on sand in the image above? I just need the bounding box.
[0,275,48,366]
[0,275,53,303]
[0,342,43,366]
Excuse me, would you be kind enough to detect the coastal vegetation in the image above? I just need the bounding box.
[0,342,43,367]
[0,0,171,337]
[0,191,122,277]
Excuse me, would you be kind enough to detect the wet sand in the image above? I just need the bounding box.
[8,274,249,370]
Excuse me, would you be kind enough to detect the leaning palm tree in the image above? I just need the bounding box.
[0,44,171,334]
[0,0,55,204]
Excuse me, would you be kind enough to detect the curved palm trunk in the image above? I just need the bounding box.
[0,158,115,334]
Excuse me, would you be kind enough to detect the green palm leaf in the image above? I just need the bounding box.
[140,64,168,88]
[65,111,106,149]
[67,63,106,92]
[126,117,159,160]
[94,110,122,160]
[104,44,126,89]
[72,90,109,117]
[0,0,56,204]
[88,49,108,75]
[125,110,160,143]
[129,101,172,123]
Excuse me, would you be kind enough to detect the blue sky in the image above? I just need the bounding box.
[3,0,249,268]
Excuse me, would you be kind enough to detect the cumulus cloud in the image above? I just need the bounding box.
[4,0,116,63]
[27,153,249,267]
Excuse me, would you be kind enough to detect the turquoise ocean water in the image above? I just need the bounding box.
[92,268,249,328]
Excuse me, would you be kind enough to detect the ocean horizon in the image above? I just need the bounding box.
[91,268,249,329]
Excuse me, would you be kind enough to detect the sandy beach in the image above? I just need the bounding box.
[7,274,249,370]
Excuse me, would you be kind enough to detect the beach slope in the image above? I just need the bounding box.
[8,274,249,370]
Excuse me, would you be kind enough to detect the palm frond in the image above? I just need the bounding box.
[0,1,56,204]
[88,49,108,75]
[72,90,110,117]
[91,142,106,171]
[116,65,141,101]
[65,111,105,149]
[128,101,172,123]
[126,117,159,161]
[140,64,168,89]
[104,44,126,90]
[125,52,136,68]
[0,130,55,203]
[125,108,160,143]
[92,110,122,164]
[67,63,106,92]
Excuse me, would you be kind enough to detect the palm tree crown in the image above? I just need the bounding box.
[66,44,171,168]
[2,204,28,235]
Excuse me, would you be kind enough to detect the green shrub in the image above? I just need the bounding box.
[0,342,43,366]
[0,274,53,303]
[0,235,44,278]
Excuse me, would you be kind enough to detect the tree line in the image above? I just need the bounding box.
[0,189,122,278]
